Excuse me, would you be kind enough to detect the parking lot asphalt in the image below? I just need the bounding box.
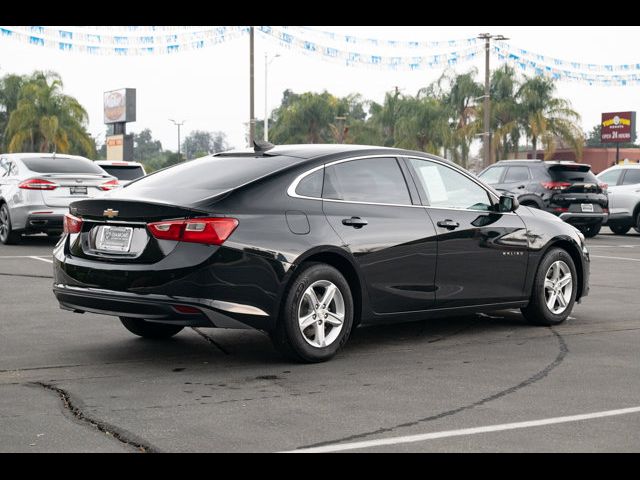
[1,229,639,452]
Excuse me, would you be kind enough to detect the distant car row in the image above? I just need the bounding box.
[0,154,145,244]
[478,159,640,237]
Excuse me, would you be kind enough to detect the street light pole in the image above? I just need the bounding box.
[264,53,281,142]
[478,33,509,169]
[249,26,255,146]
[169,119,185,160]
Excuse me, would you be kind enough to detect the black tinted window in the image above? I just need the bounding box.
[549,166,597,183]
[100,165,145,181]
[504,166,529,182]
[22,157,105,175]
[622,169,640,185]
[295,169,323,197]
[323,157,411,205]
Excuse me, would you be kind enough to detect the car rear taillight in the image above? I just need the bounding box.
[63,213,83,234]
[147,218,238,245]
[542,181,571,191]
[598,182,608,192]
[99,179,120,191]
[18,178,58,190]
[173,305,201,314]
[603,207,609,213]
[553,207,569,213]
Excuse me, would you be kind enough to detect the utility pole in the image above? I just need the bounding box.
[169,119,185,160]
[478,33,509,168]
[249,26,255,146]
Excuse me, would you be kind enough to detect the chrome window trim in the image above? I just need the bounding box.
[286,153,511,214]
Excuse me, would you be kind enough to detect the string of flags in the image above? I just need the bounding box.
[0,25,638,85]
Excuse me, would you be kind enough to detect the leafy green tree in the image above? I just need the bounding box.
[394,95,448,154]
[489,65,522,161]
[182,130,229,159]
[133,128,163,162]
[517,76,583,160]
[5,71,95,157]
[0,73,28,151]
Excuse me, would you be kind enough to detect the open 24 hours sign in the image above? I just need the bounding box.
[601,111,636,143]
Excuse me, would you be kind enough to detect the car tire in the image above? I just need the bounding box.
[609,224,630,235]
[270,262,354,363]
[119,317,184,339]
[0,203,21,245]
[521,248,578,326]
[579,223,601,238]
[634,211,640,233]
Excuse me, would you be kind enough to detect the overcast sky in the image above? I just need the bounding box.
[1,26,638,153]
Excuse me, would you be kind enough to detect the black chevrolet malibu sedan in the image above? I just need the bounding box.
[53,144,590,362]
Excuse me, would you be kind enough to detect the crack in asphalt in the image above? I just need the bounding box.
[296,327,568,450]
[34,382,160,453]
[0,272,53,279]
[191,328,230,355]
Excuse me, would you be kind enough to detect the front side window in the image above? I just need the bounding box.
[597,169,621,186]
[323,157,411,205]
[478,166,505,184]
[622,169,640,185]
[410,159,493,211]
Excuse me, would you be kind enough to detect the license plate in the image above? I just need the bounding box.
[70,186,87,195]
[581,203,594,212]
[96,226,133,252]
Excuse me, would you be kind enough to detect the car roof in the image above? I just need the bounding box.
[218,144,421,160]
[2,152,91,161]
[494,159,588,168]
[601,163,640,169]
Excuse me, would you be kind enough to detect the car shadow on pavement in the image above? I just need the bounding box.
[56,310,532,370]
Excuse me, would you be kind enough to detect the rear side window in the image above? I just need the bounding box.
[323,157,411,205]
[478,166,505,184]
[22,157,105,175]
[622,169,640,185]
[295,169,323,198]
[100,165,145,181]
[548,166,597,183]
[504,166,530,182]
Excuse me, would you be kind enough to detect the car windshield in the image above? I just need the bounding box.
[22,157,105,175]
[549,165,597,183]
[100,165,145,181]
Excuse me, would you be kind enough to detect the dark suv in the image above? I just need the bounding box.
[478,160,608,237]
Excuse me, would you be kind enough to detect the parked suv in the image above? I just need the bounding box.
[0,153,119,244]
[478,159,608,237]
[597,164,640,235]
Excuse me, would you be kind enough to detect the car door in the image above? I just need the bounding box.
[322,156,438,314]
[406,157,529,308]
[598,168,625,216]
[501,166,532,194]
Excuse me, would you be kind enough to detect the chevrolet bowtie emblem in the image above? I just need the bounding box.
[103,209,119,218]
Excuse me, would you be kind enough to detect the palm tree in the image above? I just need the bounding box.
[489,65,521,161]
[516,76,583,160]
[430,69,483,168]
[5,71,95,156]
[368,88,404,147]
[269,91,339,144]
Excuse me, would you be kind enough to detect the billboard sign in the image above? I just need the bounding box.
[601,111,636,143]
[103,88,136,124]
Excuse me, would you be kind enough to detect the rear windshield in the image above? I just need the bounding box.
[100,165,145,180]
[548,166,597,183]
[23,157,105,175]
[121,154,300,202]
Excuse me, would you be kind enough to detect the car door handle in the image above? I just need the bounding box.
[342,217,368,228]
[517,185,526,189]
[437,219,460,230]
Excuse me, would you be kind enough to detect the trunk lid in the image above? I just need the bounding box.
[39,173,114,207]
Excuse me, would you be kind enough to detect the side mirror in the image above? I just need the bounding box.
[498,194,519,212]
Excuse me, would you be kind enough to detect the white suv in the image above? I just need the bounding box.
[597,164,640,235]
[95,161,146,186]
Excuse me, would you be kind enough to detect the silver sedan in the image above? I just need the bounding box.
[0,153,118,244]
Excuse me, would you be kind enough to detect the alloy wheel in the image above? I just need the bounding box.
[298,280,345,348]
[543,260,573,315]
[0,206,9,242]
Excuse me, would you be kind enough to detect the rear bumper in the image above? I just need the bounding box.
[558,212,608,226]
[603,212,633,226]
[53,283,268,330]
[25,214,63,233]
